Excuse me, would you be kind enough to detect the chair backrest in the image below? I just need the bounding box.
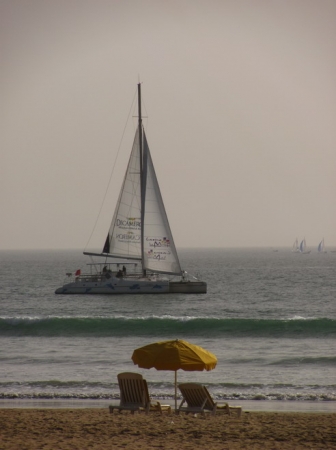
[117,372,148,408]
[143,379,151,404]
[178,383,215,411]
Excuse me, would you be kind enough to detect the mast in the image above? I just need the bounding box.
[138,83,146,276]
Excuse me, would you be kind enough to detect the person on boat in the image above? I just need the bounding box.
[122,265,126,275]
[116,269,123,278]
[102,265,113,279]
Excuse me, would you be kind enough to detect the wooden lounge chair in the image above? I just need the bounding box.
[177,383,242,417]
[109,372,171,414]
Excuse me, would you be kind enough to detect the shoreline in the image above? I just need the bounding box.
[0,408,335,449]
[1,398,335,413]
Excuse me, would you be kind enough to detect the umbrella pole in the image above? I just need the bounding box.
[175,370,177,411]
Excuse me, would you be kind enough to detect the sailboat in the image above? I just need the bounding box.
[317,238,327,253]
[299,238,311,254]
[55,84,207,295]
[292,238,300,253]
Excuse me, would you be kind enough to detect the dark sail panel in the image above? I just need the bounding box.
[103,234,110,254]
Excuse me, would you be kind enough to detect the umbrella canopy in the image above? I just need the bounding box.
[131,339,217,409]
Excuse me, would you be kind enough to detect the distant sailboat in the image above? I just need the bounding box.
[317,238,327,253]
[299,238,311,254]
[292,238,300,253]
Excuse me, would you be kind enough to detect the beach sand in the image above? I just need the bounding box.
[0,408,335,449]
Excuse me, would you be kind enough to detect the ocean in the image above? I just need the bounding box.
[0,248,335,411]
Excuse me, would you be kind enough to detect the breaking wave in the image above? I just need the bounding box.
[0,316,335,338]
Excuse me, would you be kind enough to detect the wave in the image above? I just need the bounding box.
[1,393,335,401]
[0,381,335,401]
[0,391,335,402]
[1,380,335,389]
[223,356,336,366]
[268,356,336,366]
[0,316,335,338]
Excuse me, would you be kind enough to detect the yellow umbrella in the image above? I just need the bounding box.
[131,339,217,410]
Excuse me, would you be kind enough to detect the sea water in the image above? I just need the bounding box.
[0,248,335,411]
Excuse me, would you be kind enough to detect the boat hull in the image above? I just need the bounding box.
[55,278,169,294]
[168,281,207,294]
[55,278,207,295]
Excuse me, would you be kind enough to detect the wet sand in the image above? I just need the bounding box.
[0,408,335,449]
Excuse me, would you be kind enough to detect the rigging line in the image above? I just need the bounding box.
[84,88,138,252]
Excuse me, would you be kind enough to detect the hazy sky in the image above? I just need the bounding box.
[1,0,335,250]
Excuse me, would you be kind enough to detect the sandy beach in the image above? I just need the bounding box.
[0,408,335,449]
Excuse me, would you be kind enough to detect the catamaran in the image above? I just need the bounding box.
[55,84,206,295]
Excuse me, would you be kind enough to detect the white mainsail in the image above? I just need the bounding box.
[103,128,142,260]
[102,127,181,275]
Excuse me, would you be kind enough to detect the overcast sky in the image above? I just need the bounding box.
[1,0,335,250]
